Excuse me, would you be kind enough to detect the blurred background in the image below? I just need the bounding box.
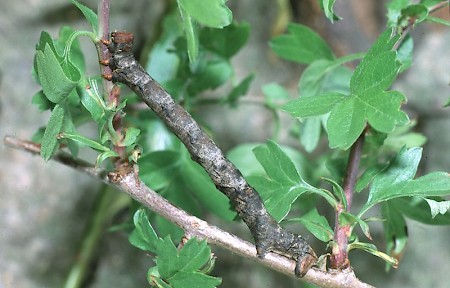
[1,0,449,287]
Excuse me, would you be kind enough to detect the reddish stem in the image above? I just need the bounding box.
[330,131,365,269]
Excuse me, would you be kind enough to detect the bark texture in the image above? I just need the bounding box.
[107,31,317,276]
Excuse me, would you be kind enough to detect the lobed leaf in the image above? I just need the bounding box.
[382,202,408,269]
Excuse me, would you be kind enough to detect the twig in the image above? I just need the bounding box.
[107,31,317,276]
[3,135,373,288]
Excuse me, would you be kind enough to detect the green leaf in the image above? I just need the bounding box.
[69,0,99,36]
[138,149,236,221]
[32,90,54,111]
[396,35,413,73]
[339,212,372,239]
[249,141,336,221]
[322,177,346,209]
[189,60,233,92]
[226,73,254,106]
[299,117,321,153]
[320,0,342,23]
[350,51,399,96]
[59,132,111,152]
[178,4,199,62]
[424,198,450,218]
[348,241,398,268]
[36,44,80,104]
[41,104,65,161]
[129,209,159,253]
[270,23,334,64]
[399,4,429,26]
[360,147,450,215]
[121,127,141,147]
[96,150,119,166]
[177,0,232,28]
[156,237,221,288]
[392,197,450,225]
[282,92,346,118]
[181,154,237,221]
[291,208,334,242]
[355,164,387,192]
[387,0,412,26]
[426,16,450,26]
[77,79,105,122]
[200,21,250,58]
[262,83,291,109]
[382,202,408,269]
[139,151,182,191]
[226,143,265,177]
[298,54,364,98]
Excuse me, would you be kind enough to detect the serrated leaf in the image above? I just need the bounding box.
[169,271,221,288]
[156,237,221,288]
[360,147,450,215]
[348,241,398,267]
[36,44,80,104]
[177,0,232,28]
[382,202,408,268]
[41,104,65,161]
[69,0,98,36]
[249,141,336,221]
[270,23,334,64]
[292,208,334,242]
[129,209,159,253]
[424,198,450,218]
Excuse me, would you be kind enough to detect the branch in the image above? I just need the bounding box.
[107,31,316,276]
[4,135,373,288]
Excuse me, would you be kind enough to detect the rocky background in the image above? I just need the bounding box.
[1,1,449,287]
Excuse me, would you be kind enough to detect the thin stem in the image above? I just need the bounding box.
[97,0,113,98]
[330,131,365,269]
[4,135,373,288]
[342,133,365,210]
